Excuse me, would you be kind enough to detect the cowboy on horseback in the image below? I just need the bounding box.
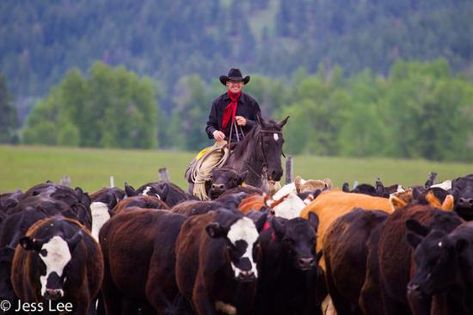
[186,68,261,199]
[206,68,261,143]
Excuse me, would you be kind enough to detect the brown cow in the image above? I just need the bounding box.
[99,209,188,314]
[378,198,462,315]
[300,190,394,268]
[323,208,389,315]
[11,217,103,315]
[175,210,263,315]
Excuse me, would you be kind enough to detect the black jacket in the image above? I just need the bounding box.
[205,92,261,141]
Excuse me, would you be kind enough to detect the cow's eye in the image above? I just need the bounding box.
[39,249,47,257]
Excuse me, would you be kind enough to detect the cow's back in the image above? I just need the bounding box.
[301,190,393,265]
[175,212,215,298]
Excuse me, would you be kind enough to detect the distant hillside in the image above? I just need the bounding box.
[1,0,472,104]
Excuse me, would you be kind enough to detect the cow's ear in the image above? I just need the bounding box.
[157,183,169,199]
[238,171,248,185]
[425,190,442,208]
[406,232,423,248]
[406,219,430,237]
[271,217,287,239]
[440,195,454,212]
[277,116,289,129]
[390,195,407,210]
[19,237,44,252]
[206,223,227,238]
[124,182,136,197]
[307,212,319,232]
[342,183,350,192]
[412,186,424,200]
[252,211,268,233]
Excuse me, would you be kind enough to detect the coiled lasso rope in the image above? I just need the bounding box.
[188,140,230,200]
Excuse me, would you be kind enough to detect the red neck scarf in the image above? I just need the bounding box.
[221,90,241,130]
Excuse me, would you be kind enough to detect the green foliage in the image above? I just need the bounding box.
[1,0,472,102]
[0,74,18,143]
[281,59,473,162]
[22,62,158,149]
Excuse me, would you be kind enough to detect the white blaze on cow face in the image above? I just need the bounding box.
[273,133,279,142]
[142,186,161,199]
[90,201,110,241]
[226,217,259,278]
[39,236,72,297]
[272,192,306,219]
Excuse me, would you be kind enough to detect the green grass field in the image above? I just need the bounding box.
[0,145,471,194]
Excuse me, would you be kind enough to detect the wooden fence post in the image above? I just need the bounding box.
[59,176,71,187]
[285,156,293,184]
[159,167,170,182]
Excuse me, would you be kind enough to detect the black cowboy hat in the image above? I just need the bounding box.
[219,68,250,86]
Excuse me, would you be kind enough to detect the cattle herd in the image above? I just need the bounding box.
[1,171,473,315]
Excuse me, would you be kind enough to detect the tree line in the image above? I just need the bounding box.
[2,59,472,162]
[1,0,472,105]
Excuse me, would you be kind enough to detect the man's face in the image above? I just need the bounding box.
[226,80,244,93]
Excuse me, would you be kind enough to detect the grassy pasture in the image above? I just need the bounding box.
[0,145,471,194]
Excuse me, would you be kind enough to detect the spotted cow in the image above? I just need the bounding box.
[175,210,264,315]
[11,217,103,315]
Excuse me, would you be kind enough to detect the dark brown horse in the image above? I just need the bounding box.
[223,116,289,189]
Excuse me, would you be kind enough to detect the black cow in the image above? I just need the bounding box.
[378,203,463,315]
[255,213,323,315]
[125,181,195,207]
[406,220,473,315]
[206,168,248,200]
[342,179,403,198]
[7,183,92,230]
[0,209,50,304]
[11,217,103,315]
[175,210,265,315]
[451,174,473,220]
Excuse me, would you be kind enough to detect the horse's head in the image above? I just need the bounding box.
[255,115,289,181]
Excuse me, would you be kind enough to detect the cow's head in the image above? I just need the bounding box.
[405,219,459,296]
[206,216,260,282]
[19,232,82,300]
[207,168,248,200]
[271,212,319,270]
[452,175,473,220]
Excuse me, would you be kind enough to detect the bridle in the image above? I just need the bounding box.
[243,127,285,180]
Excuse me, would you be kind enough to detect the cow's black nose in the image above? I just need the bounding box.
[298,257,315,269]
[459,198,473,207]
[44,288,62,300]
[212,184,225,190]
[238,270,256,282]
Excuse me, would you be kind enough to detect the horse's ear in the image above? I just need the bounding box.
[277,116,289,129]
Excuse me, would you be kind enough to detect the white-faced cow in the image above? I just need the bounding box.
[11,217,103,315]
[175,210,264,315]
